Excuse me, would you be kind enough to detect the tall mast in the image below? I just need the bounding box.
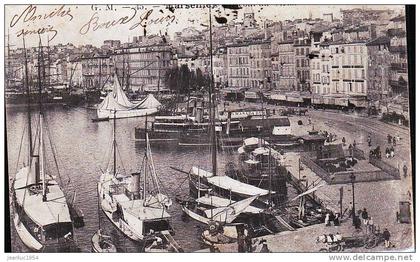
[143,114,148,200]
[37,36,43,114]
[47,36,51,88]
[113,110,116,177]
[99,58,102,92]
[208,6,217,176]
[38,36,47,202]
[7,29,11,88]
[23,35,33,160]
[40,114,47,202]
[122,50,126,90]
[126,54,130,91]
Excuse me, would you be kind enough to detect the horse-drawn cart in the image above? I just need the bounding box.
[317,230,384,252]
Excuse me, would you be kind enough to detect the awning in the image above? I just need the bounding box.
[286,96,304,103]
[270,94,287,101]
[349,98,368,108]
[245,91,259,99]
[312,97,324,104]
[335,98,348,106]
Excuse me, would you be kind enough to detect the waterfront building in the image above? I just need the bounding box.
[249,40,272,89]
[113,44,174,92]
[213,47,228,88]
[366,36,392,101]
[226,42,250,89]
[80,53,114,90]
[278,40,296,91]
[387,19,408,97]
[293,38,311,92]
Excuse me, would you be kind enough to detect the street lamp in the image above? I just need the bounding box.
[350,173,356,225]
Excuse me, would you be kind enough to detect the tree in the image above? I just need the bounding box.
[164,65,211,95]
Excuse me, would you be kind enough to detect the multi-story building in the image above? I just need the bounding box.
[195,55,211,75]
[113,44,174,92]
[213,46,228,88]
[294,38,311,91]
[387,22,408,97]
[80,53,114,90]
[177,53,196,71]
[329,40,368,98]
[271,32,281,90]
[249,40,272,89]
[278,40,296,91]
[317,42,331,95]
[366,36,391,101]
[226,43,250,89]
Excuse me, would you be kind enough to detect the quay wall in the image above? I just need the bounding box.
[369,156,401,179]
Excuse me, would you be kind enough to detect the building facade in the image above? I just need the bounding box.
[114,44,174,92]
[227,43,250,89]
[294,38,311,91]
[278,40,296,91]
[249,40,272,89]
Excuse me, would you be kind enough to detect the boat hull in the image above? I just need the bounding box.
[97,183,143,242]
[13,213,43,251]
[91,232,117,253]
[97,108,158,120]
[181,205,210,224]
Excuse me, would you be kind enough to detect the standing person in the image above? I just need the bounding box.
[397,134,400,142]
[385,147,390,158]
[390,146,395,158]
[342,137,346,146]
[354,215,361,230]
[367,217,374,233]
[393,136,397,146]
[333,213,340,227]
[367,135,372,147]
[383,229,391,248]
[361,208,369,226]
[387,134,392,144]
[353,139,357,148]
[403,164,408,178]
[325,213,330,227]
[347,202,354,219]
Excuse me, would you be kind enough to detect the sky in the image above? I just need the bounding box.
[5,4,405,48]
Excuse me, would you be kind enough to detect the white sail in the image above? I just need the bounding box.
[196,195,262,214]
[204,195,259,223]
[96,75,161,119]
[190,166,272,197]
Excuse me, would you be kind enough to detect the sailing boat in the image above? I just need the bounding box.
[98,113,173,242]
[95,74,161,120]
[12,36,76,252]
[181,195,260,225]
[91,189,117,252]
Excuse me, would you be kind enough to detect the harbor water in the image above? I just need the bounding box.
[6,105,241,252]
